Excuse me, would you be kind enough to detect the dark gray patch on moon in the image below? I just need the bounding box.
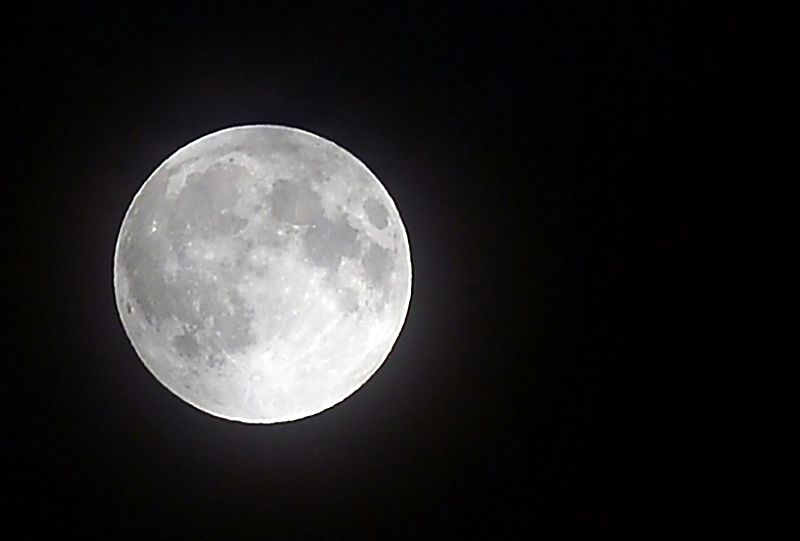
[337,287,360,312]
[121,224,256,363]
[173,328,201,358]
[120,233,176,325]
[363,243,393,290]
[170,164,248,237]
[303,215,359,271]
[364,197,389,229]
[251,133,301,156]
[270,180,322,225]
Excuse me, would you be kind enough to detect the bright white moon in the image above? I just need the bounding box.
[113,125,412,423]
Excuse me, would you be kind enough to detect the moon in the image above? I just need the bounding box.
[113,125,412,423]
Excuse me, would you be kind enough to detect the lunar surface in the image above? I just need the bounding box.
[113,125,411,423]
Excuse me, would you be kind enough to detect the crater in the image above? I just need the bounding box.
[206,354,228,370]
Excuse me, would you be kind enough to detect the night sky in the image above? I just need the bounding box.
[6,3,719,537]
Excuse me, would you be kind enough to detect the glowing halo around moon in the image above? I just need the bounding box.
[113,125,412,423]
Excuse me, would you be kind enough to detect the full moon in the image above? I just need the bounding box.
[113,125,412,423]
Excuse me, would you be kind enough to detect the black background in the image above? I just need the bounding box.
[5,3,723,537]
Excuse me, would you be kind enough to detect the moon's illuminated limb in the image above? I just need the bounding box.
[113,125,412,423]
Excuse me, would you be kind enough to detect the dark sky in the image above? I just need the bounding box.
[5,3,722,537]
